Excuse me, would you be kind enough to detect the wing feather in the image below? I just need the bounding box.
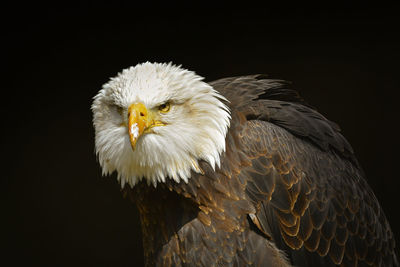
[210,75,399,266]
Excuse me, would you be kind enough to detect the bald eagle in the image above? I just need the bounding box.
[92,62,398,266]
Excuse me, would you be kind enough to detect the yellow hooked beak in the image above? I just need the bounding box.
[127,103,167,151]
[128,103,149,150]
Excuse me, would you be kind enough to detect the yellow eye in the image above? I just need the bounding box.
[158,102,170,113]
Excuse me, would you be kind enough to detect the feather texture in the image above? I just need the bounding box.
[117,72,398,266]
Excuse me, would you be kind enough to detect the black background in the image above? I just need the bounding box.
[3,2,400,266]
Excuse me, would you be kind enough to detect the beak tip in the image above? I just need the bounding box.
[129,136,137,151]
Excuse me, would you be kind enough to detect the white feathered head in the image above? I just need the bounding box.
[92,62,230,187]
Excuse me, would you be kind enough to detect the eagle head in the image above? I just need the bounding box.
[92,62,231,187]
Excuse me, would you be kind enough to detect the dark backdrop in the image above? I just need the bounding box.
[3,3,399,266]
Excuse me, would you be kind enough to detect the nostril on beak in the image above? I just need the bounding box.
[140,112,144,117]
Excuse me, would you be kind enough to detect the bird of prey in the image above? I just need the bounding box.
[92,62,398,266]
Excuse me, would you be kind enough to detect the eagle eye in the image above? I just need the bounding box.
[158,102,170,113]
[116,106,123,115]
[111,104,124,115]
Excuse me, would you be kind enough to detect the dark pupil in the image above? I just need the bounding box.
[160,104,166,109]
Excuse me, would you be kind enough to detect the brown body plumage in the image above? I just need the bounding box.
[122,75,398,266]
